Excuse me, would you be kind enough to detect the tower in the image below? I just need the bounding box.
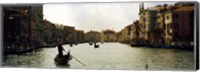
[139,2,144,13]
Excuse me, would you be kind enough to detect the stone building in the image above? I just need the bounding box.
[54,24,65,43]
[153,5,169,45]
[3,6,32,49]
[30,5,44,47]
[118,29,126,43]
[130,20,140,44]
[85,30,101,42]
[3,5,44,48]
[139,3,159,45]
[137,2,195,48]
[164,3,194,47]
[101,29,116,42]
[121,25,132,43]
[63,25,75,43]
[76,30,85,43]
[138,3,146,45]
[115,32,122,42]
[3,5,46,50]
[43,19,56,45]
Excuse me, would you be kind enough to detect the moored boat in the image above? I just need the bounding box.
[89,42,93,45]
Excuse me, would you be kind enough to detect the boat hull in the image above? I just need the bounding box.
[54,54,72,65]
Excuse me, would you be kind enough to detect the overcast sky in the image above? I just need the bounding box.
[43,2,176,32]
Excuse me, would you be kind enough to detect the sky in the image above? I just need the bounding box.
[43,2,176,32]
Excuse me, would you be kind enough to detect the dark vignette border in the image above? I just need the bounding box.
[0,5,2,66]
[195,1,199,70]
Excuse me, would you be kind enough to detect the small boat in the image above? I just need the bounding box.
[47,43,56,47]
[160,45,171,48]
[69,43,73,47]
[94,44,99,48]
[130,42,144,47]
[54,53,72,65]
[74,42,78,45]
[89,42,93,45]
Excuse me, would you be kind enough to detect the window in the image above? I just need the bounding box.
[174,14,179,19]
[164,24,166,29]
[170,24,173,29]
[174,32,178,35]
[166,15,169,19]
[188,13,193,18]
[174,23,179,29]
[9,16,14,20]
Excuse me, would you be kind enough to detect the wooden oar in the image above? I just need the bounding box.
[71,55,86,66]
[64,50,86,66]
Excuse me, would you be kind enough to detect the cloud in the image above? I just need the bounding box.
[43,3,141,32]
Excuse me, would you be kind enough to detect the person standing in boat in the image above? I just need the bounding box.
[57,43,65,57]
[66,50,70,58]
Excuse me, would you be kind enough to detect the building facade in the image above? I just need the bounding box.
[84,30,101,42]
[130,20,140,44]
[164,4,194,47]
[101,29,116,42]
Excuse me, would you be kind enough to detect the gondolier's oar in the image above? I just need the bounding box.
[71,55,86,66]
[64,50,86,66]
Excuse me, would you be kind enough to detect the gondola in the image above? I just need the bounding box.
[89,42,93,45]
[69,43,73,47]
[54,53,72,65]
[94,44,99,48]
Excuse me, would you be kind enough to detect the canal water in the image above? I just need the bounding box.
[3,42,194,70]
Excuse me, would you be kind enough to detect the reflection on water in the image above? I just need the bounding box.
[3,42,194,70]
[54,62,70,68]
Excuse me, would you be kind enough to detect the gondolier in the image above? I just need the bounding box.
[54,42,84,66]
[57,43,65,57]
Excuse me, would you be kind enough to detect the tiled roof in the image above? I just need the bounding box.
[174,6,194,11]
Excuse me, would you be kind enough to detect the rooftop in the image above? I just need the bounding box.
[174,6,194,11]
